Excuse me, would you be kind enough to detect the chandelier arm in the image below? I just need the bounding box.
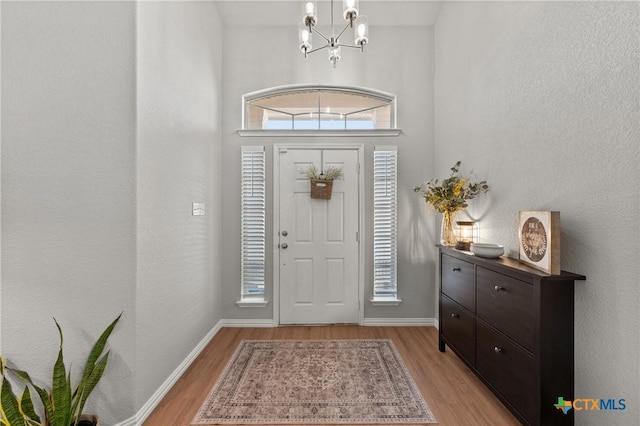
[307,44,329,55]
[336,22,352,41]
[310,27,331,43]
[339,44,364,50]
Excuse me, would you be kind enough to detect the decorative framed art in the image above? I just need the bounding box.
[518,211,560,275]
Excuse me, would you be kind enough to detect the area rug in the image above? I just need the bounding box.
[192,339,437,424]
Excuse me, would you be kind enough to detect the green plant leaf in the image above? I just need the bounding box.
[18,387,41,424]
[1,369,26,426]
[71,313,121,423]
[79,314,121,388]
[71,353,108,425]
[51,320,72,426]
[8,368,53,425]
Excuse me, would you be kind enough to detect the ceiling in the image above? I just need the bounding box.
[215,0,444,27]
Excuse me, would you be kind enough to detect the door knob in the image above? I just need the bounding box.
[281,243,288,249]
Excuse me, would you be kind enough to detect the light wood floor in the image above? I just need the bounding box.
[143,326,519,426]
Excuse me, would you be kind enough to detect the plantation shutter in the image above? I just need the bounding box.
[241,146,266,299]
[373,147,398,299]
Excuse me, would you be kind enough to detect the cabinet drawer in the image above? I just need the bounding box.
[441,295,475,364]
[441,254,475,311]
[476,267,534,351]
[476,321,536,423]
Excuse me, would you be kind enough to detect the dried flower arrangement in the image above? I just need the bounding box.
[299,164,344,181]
[414,161,489,246]
[413,161,489,213]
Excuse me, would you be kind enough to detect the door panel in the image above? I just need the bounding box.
[326,194,345,242]
[294,258,313,303]
[279,148,359,324]
[326,259,345,303]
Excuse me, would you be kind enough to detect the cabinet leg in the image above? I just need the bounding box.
[439,337,446,352]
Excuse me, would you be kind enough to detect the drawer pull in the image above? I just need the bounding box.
[450,313,459,318]
[494,285,504,292]
[494,346,503,354]
[452,267,461,272]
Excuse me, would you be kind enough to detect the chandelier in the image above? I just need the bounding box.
[298,0,369,68]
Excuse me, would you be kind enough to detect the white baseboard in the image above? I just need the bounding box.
[219,318,436,327]
[221,318,277,327]
[362,317,437,327]
[131,319,224,426]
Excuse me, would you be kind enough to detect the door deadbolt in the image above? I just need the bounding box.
[281,230,288,237]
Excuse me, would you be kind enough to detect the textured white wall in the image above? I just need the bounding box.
[434,1,640,424]
[136,0,223,411]
[220,25,436,321]
[1,2,137,424]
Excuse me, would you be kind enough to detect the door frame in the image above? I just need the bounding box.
[273,143,365,326]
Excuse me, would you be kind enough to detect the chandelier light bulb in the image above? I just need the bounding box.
[329,46,341,68]
[299,25,312,52]
[343,0,359,23]
[305,2,314,15]
[302,1,317,27]
[354,15,369,46]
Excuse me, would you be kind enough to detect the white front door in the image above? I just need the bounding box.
[278,148,360,324]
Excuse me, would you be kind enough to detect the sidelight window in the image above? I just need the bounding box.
[372,147,400,304]
[239,146,267,305]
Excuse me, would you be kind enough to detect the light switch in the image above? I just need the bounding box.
[192,203,205,216]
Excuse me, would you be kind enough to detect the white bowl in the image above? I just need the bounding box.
[471,243,504,258]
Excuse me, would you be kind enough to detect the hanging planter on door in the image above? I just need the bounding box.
[310,179,334,199]
[300,165,343,200]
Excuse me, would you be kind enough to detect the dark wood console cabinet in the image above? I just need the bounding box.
[438,246,585,426]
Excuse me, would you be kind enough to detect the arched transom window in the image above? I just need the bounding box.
[243,85,396,131]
